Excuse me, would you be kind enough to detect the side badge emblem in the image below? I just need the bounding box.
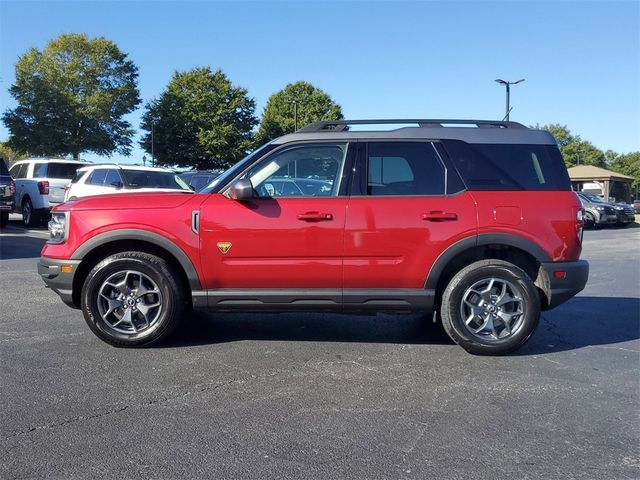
[217,242,232,254]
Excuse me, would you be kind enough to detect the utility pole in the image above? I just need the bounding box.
[151,119,156,167]
[494,79,525,121]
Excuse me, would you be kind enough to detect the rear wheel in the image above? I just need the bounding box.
[81,251,185,347]
[22,198,38,228]
[440,260,541,355]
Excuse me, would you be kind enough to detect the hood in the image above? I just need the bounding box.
[58,191,196,211]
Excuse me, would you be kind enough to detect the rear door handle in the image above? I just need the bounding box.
[422,211,458,221]
[297,211,333,221]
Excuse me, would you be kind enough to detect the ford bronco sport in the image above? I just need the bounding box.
[38,119,589,355]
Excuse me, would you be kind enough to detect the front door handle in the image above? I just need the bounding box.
[297,211,333,221]
[422,211,458,221]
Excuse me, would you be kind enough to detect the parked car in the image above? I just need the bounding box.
[178,170,222,192]
[9,158,87,227]
[257,177,333,197]
[39,119,589,356]
[64,165,193,201]
[576,192,617,229]
[0,157,16,227]
[579,191,635,227]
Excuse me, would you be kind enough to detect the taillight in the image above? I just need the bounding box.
[576,207,584,242]
[10,180,15,195]
[38,181,49,195]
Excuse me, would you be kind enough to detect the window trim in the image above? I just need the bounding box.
[352,140,454,198]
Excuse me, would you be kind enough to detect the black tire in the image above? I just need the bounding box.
[440,259,541,356]
[22,197,38,228]
[81,251,185,347]
[0,212,8,228]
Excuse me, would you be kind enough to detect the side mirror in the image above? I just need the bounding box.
[228,179,254,200]
[110,181,123,189]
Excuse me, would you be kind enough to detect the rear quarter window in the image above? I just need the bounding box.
[442,140,570,191]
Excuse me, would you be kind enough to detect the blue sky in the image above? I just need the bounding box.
[1,0,638,164]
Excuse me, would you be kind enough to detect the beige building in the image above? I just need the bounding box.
[568,165,635,202]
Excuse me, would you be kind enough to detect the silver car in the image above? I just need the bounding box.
[577,192,617,228]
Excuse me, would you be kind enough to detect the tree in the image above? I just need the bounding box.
[2,33,140,159]
[534,124,605,167]
[140,67,257,170]
[610,151,640,192]
[0,142,27,167]
[255,81,343,145]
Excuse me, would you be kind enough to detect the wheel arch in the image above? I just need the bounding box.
[70,230,202,308]
[426,234,552,310]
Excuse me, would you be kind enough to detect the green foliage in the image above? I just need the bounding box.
[610,152,640,190]
[255,81,343,145]
[2,33,140,159]
[534,124,606,168]
[140,67,257,170]
[0,142,27,167]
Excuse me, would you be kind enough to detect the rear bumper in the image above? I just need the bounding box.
[540,260,589,310]
[38,257,81,308]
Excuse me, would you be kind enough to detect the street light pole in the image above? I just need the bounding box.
[494,78,525,121]
[151,119,156,167]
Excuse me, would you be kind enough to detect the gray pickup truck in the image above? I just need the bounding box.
[9,158,87,227]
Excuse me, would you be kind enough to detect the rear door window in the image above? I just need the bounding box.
[366,142,445,196]
[104,169,122,187]
[33,163,48,178]
[86,169,108,186]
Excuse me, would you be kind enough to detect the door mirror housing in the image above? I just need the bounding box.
[228,179,254,200]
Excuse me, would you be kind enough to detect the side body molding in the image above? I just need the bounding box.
[424,233,552,290]
[71,229,202,291]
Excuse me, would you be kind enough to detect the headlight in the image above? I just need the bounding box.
[48,212,69,244]
[595,206,605,211]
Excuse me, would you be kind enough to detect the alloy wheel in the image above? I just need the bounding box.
[97,270,163,335]
[459,277,525,342]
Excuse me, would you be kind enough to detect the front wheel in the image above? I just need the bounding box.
[81,251,185,347]
[440,260,541,355]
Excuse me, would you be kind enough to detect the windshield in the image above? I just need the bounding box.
[201,143,275,193]
[581,192,607,203]
[121,170,191,190]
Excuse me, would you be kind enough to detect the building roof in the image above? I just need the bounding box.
[568,165,635,182]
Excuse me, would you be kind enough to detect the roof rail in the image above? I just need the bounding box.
[296,119,527,133]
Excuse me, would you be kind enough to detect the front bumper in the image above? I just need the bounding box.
[539,260,589,310]
[596,213,618,225]
[38,257,81,308]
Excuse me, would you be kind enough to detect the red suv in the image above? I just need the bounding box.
[39,120,588,355]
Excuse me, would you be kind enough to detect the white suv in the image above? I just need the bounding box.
[64,164,192,201]
[10,158,88,227]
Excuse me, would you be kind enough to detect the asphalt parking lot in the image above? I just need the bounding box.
[1,215,639,480]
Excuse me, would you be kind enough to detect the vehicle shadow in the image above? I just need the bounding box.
[0,235,46,259]
[169,310,453,347]
[518,296,640,355]
[169,296,639,354]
